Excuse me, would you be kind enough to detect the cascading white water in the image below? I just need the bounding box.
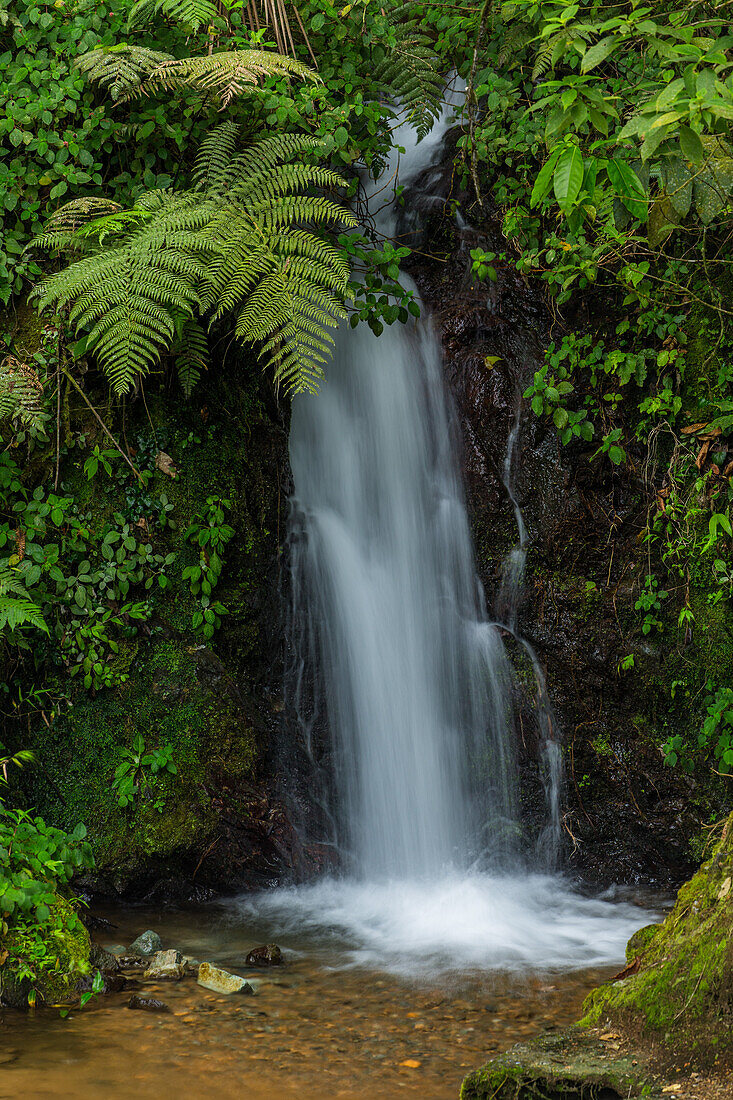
[233,95,654,975]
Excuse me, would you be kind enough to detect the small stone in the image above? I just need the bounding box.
[129,930,163,956]
[144,949,186,981]
[245,943,283,967]
[128,995,170,1012]
[197,962,254,996]
[106,944,129,956]
[116,955,146,970]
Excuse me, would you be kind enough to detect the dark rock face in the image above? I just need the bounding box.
[404,162,697,890]
[128,995,170,1012]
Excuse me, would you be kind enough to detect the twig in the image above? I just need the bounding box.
[61,368,143,483]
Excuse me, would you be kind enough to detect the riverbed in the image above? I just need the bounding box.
[0,897,654,1100]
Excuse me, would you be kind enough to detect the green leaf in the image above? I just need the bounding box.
[679,124,704,166]
[581,36,619,73]
[553,145,584,211]
[530,148,561,208]
[607,159,647,222]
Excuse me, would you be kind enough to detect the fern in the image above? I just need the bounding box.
[0,356,44,428]
[77,45,173,101]
[133,50,318,108]
[372,3,443,140]
[31,130,357,397]
[129,0,218,32]
[173,319,210,396]
[0,562,48,635]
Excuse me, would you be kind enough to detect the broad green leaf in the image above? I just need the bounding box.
[607,158,648,222]
[581,35,619,73]
[553,145,584,210]
[679,124,704,165]
[663,155,693,217]
[530,147,561,207]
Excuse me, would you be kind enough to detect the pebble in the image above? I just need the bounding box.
[128,995,170,1013]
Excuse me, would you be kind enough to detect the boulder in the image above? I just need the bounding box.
[143,949,186,981]
[197,962,254,995]
[129,930,163,956]
[581,811,733,1063]
[245,943,283,967]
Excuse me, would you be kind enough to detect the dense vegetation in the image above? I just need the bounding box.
[1,0,732,1011]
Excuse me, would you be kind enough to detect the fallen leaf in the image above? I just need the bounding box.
[400,1059,422,1069]
[600,1031,621,1041]
[155,451,178,479]
[696,440,710,470]
[611,957,640,982]
[662,1085,682,1093]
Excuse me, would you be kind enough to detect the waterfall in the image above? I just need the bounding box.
[235,93,651,977]
[289,93,517,879]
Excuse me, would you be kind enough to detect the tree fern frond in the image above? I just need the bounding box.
[77,45,174,100]
[136,50,318,108]
[0,356,44,428]
[31,132,356,396]
[172,319,210,395]
[0,562,48,635]
[129,0,218,31]
[372,3,443,140]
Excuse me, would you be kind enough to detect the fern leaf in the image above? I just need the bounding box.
[136,50,318,107]
[0,562,48,635]
[77,45,174,100]
[128,0,218,31]
[372,4,443,140]
[173,319,210,395]
[0,356,44,428]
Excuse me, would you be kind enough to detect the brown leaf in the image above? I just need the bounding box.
[0,949,8,966]
[681,422,709,434]
[611,957,640,982]
[155,451,178,479]
[724,460,733,478]
[696,440,711,470]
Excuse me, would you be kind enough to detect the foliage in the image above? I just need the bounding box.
[31,128,357,396]
[182,495,234,639]
[112,732,177,809]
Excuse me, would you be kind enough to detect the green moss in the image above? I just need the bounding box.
[460,1029,655,1099]
[1,895,90,1008]
[580,812,733,1064]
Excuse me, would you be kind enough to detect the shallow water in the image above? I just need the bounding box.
[0,893,659,1100]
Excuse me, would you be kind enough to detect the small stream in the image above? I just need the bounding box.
[0,899,658,1100]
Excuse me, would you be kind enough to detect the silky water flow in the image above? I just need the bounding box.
[233,97,650,977]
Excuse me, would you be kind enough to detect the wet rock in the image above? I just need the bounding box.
[197,962,254,995]
[143,949,186,981]
[106,944,128,956]
[129,930,162,956]
[116,955,147,970]
[245,943,283,967]
[90,944,121,972]
[128,994,170,1012]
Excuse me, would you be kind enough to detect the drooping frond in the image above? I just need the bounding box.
[0,356,44,428]
[173,319,210,395]
[372,3,443,140]
[132,50,318,108]
[31,133,358,397]
[77,45,174,100]
[129,0,218,32]
[192,121,240,191]
[0,562,48,635]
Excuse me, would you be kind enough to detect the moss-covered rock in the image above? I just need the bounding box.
[581,811,733,1064]
[1,895,90,1009]
[460,1028,660,1100]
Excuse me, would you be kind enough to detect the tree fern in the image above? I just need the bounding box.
[372,3,443,140]
[0,562,48,635]
[129,0,218,32]
[31,130,357,396]
[132,50,317,108]
[0,355,44,429]
[77,45,173,101]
